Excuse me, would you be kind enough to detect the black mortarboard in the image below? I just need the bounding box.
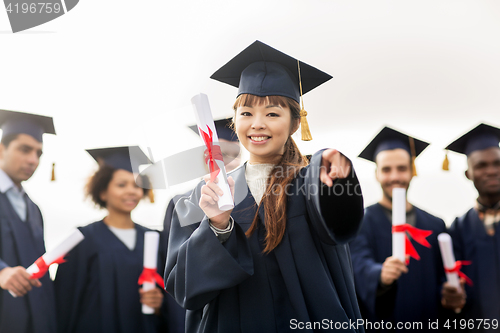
[358,126,429,175]
[86,146,152,173]
[188,118,238,142]
[445,123,500,156]
[210,40,332,104]
[0,109,56,143]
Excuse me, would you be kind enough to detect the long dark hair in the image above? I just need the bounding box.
[233,94,308,253]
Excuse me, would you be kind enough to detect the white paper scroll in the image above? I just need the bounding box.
[10,229,84,297]
[438,233,460,289]
[392,188,406,262]
[142,231,159,314]
[191,93,234,212]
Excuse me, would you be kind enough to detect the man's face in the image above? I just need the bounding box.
[466,147,500,198]
[375,148,413,201]
[0,134,43,184]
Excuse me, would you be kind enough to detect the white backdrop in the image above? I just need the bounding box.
[1,0,500,249]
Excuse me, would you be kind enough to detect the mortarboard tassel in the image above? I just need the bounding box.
[51,163,56,181]
[442,151,449,171]
[148,189,155,203]
[297,60,312,141]
[409,137,417,177]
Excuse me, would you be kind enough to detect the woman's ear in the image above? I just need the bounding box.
[99,190,107,203]
[290,118,300,135]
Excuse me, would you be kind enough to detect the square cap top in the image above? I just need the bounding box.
[0,109,55,143]
[210,40,332,104]
[86,146,151,173]
[358,126,429,163]
[445,123,500,156]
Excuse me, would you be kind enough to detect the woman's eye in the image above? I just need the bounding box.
[240,112,252,116]
[117,183,126,187]
[267,113,279,117]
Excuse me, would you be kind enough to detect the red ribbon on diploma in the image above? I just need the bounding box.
[392,224,433,263]
[199,126,223,182]
[138,268,164,286]
[30,256,66,280]
[444,260,474,286]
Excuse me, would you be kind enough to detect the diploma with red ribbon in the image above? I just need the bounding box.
[138,231,163,314]
[9,229,85,297]
[391,188,433,264]
[438,233,473,288]
[191,93,234,212]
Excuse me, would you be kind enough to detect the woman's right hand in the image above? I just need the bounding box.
[199,175,235,229]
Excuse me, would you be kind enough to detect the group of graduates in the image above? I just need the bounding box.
[0,40,499,333]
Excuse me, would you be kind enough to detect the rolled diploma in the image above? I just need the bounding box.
[142,231,159,314]
[438,233,460,288]
[10,229,84,297]
[191,93,234,211]
[392,188,406,262]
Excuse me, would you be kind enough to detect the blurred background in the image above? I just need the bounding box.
[1,0,500,250]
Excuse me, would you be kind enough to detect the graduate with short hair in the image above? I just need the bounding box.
[0,109,57,333]
[164,41,365,333]
[350,127,463,332]
[54,146,168,333]
[446,123,500,330]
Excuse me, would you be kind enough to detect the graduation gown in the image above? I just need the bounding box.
[54,221,166,333]
[165,150,365,333]
[449,208,500,329]
[0,192,57,333]
[350,203,447,332]
[160,195,187,333]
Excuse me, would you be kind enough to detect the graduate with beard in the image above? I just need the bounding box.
[350,127,464,332]
[446,123,500,331]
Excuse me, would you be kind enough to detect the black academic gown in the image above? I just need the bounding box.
[160,195,187,333]
[0,192,57,333]
[54,220,167,333]
[449,208,500,330]
[165,150,365,333]
[350,203,447,332]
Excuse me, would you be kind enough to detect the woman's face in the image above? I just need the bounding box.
[234,101,298,164]
[100,169,144,213]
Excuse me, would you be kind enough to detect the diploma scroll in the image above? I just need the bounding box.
[437,233,460,289]
[141,231,160,314]
[191,93,234,212]
[9,229,85,298]
[392,188,406,263]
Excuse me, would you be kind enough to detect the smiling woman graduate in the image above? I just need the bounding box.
[164,41,365,333]
[54,146,168,333]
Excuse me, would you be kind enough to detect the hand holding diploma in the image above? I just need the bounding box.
[438,233,469,312]
[138,231,164,314]
[191,93,234,214]
[4,229,84,297]
[0,266,41,297]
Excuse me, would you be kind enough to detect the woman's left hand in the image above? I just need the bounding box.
[320,149,351,187]
[139,286,164,311]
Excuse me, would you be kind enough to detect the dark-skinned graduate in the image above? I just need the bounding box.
[164,40,365,333]
[350,126,465,332]
[445,123,500,332]
[54,146,169,333]
[0,109,57,333]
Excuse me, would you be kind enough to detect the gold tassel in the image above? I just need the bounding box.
[442,151,449,171]
[51,163,56,181]
[148,189,155,203]
[297,60,312,141]
[300,110,312,141]
[411,156,417,177]
[409,137,417,177]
